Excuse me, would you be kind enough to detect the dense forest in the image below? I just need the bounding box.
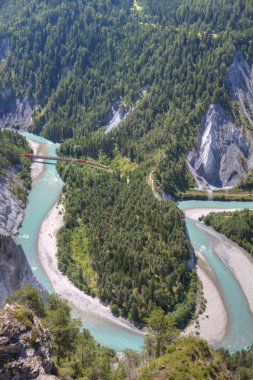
[1,2,253,377]
[0,0,252,195]
[0,129,31,201]
[203,210,253,256]
[57,162,197,326]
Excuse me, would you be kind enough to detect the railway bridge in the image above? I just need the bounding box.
[21,153,111,171]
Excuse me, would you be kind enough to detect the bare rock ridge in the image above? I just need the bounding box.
[104,101,129,134]
[0,169,25,237]
[229,51,253,127]
[0,165,45,308]
[0,303,53,379]
[104,87,148,134]
[0,235,44,307]
[0,95,36,130]
[188,104,251,187]
[188,52,253,188]
[0,37,8,63]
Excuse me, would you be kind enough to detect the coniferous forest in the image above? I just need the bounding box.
[1,0,253,378]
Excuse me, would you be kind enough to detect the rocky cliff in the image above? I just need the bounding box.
[0,37,8,63]
[0,235,43,306]
[0,95,36,130]
[0,169,25,237]
[188,52,253,188]
[0,303,54,379]
[229,51,253,127]
[188,104,252,187]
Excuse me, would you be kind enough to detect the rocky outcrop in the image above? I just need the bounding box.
[104,87,148,134]
[0,235,45,306]
[228,51,253,127]
[0,235,44,306]
[0,37,8,63]
[104,101,130,134]
[188,104,252,187]
[0,304,53,379]
[188,52,253,188]
[0,170,25,237]
[0,95,36,130]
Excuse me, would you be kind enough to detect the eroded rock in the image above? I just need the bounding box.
[0,304,52,379]
[188,104,251,187]
[188,52,253,188]
[228,51,253,126]
[0,95,36,131]
[0,170,25,237]
[0,235,44,306]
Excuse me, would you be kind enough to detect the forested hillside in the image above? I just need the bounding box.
[1,286,234,380]
[0,0,252,194]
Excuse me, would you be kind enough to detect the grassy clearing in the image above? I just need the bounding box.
[57,222,98,296]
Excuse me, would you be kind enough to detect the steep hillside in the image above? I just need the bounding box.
[0,293,234,380]
[188,53,253,189]
[0,129,31,235]
[137,338,230,380]
[0,303,53,379]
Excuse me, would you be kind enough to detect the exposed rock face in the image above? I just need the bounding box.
[0,170,25,237]
[104,101,130,134]
[188,52,253,188]
[0,235,43,306]
[0,304,53,379]
[228,51,253,126]
[104,87,148,134]
[188,104,251,187]
[0,95,36,130]
[0,37,8,63]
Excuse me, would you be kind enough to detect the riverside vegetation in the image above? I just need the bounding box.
[3,286,253,379]
[202,210,253,256]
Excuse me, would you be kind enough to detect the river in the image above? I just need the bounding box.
[16,133,253,353]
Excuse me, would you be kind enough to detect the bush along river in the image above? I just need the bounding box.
[16,133,253,353]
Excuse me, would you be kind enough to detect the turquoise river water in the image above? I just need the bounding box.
[16,133,253,353]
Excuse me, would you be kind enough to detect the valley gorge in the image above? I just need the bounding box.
[0,0,253,379]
